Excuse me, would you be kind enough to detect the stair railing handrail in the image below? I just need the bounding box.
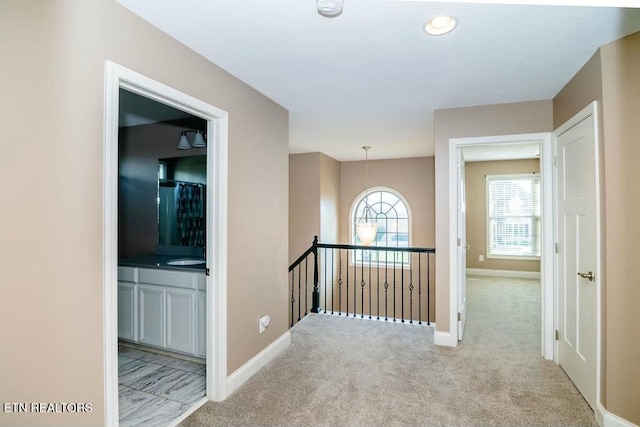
[289,236,436,326]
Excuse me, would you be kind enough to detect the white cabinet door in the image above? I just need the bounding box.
[139,285,166,348]
[166,288,196,354]
[197,291,206,358]
[117,282,137,342]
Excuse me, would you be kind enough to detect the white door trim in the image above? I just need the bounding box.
[103,61,229,426]
[447,132,554,360]
[553,100,601,414]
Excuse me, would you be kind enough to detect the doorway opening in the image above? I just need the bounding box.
[448,133,554,360]
[104,62,229,426]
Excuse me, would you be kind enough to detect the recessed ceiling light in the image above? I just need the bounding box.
[425,15,457,36]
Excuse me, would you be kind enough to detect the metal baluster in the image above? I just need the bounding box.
[305,257,308,316]
[409,253,414,324]
[393,255,396,322]
[360,248,365,319]
[401,252,404,323]
[418,253,422,325]
[331,249,335,315]
[377,253,380,320]
[368,249,372,319]
[346,249,349,316]
[290,271,295,327]
[338,250,342,316]
[324,247,327,314]
[384,256,389,321]
[297,264,301,322]
[353,249,357,317]
[427,253,431,325]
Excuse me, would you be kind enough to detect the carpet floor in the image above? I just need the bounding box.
[180,276,596,426]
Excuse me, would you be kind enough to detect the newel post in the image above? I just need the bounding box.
[311,236,320,313]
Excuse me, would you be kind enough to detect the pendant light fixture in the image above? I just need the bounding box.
[356,146,378,246]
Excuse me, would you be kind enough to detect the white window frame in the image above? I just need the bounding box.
[486,173,541,260]
[349,187,412,267]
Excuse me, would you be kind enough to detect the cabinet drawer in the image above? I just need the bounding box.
[118,266,138,282]
[139,268,196,289]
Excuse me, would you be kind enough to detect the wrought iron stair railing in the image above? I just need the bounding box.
[289,236,436,327]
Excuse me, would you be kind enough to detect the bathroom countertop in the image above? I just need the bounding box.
[119,255,206,272]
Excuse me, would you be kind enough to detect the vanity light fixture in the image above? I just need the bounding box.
[317,0,344,17]
[177,130,207,150]
[425,15,458,36]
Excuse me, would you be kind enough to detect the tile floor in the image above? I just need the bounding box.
[118,344,206,426]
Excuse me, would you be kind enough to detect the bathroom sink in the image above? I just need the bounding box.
[167,259,206,266]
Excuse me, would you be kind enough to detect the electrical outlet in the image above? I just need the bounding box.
[479,255,484,262]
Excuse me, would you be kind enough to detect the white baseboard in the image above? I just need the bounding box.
[226,330,291,397]
[434,329,458,347]
[597,402,639,427]
[466,268,541,280]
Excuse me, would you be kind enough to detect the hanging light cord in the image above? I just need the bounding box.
[363,145,372,222]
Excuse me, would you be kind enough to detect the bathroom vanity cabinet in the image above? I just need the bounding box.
[117,266,206,359]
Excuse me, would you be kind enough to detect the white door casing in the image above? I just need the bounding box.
[447,132,554,359]
[457,149,467,339]
[555,104,599,410]
[103,61,229,426]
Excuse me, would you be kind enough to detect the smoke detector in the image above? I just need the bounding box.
[317,0,344,18]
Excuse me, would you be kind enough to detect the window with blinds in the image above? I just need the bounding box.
[486,174,541,258]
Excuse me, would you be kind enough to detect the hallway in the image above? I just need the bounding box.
[181,276,596,426]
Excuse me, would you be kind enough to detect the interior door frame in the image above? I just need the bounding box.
[103,61,229,425]
[448,132,554,359]
[552,101,602,415]
[456,149,467,339]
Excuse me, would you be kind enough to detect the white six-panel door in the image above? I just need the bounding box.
[556,113,598,409]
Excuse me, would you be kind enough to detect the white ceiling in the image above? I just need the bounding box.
[116,0,640,161]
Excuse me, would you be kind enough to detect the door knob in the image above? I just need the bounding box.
[577,271,595,282]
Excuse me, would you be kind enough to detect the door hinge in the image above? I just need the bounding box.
[457,238,461,247]
[555,329,559,341]
[206,268,210,276]
[458,312,462,321]
[554,156,558,167]
[555,243,559,254]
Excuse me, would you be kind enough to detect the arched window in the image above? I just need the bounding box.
[351,188,411,264]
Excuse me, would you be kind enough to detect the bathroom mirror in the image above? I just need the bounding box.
[158,155,207,248]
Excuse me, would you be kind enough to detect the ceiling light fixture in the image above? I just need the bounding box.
[177,130,207,150]
[425,15,458,36]
[317,0,344,18]
[355,146,378,246]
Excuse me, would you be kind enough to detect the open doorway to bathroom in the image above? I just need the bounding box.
[104,62,229,426]
[117,89,208,426]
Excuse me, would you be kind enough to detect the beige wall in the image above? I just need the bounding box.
[288,152,341,263]
[465,159,541,272]
[289,153,321,263]
[434,100,553,332]
[0,1,288,426]
[599,31,640,424]
[320,154,341,245]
